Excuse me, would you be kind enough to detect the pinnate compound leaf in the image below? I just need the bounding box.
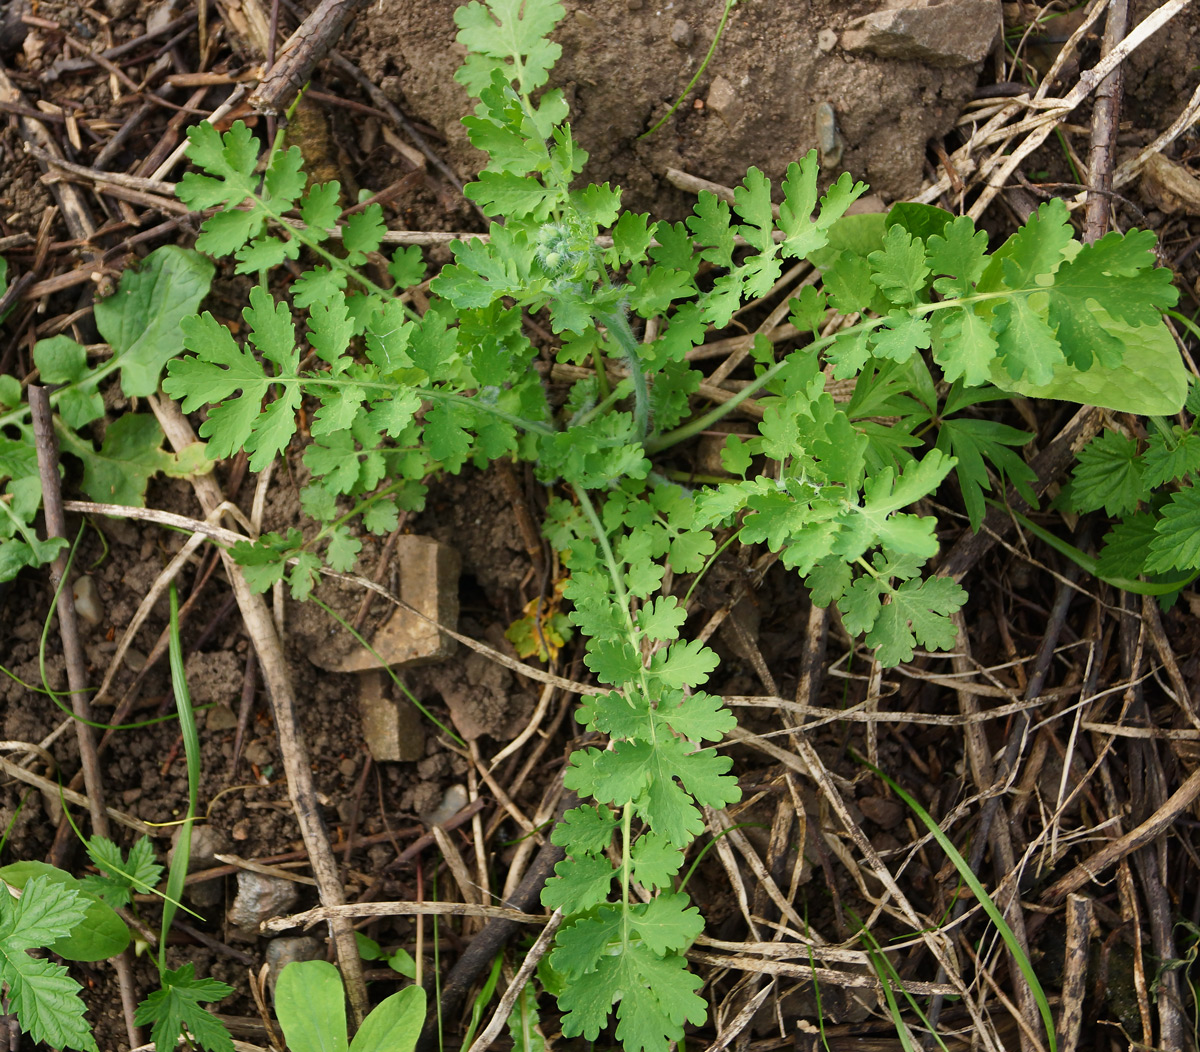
[647,638,719,689]
[933,306,998,387]
[83,837,163,908]
[300,181,341,231]
[165,286,300,469]
[686,192,736,268]
[550,804,618,856]
[133,963,234,1052]
[454,0,565,94]
[992,197,1073,292]
[871,310,930,363]
[868,225,929,306]
[558,943,705,1052]
[927,215,989,298]
[991,297,1062,385]
[630,834,683,889]
[631,893,704,956]
[636,595,688,641]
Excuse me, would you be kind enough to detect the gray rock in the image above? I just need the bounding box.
[671,20,693,48]
[71,576,103,628]
[705,75,745,130]
[227,871,300,933]
[841,0,1001,68]
[265,937,325,1000]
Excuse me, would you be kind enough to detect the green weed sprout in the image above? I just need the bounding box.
[275,959,426,1052]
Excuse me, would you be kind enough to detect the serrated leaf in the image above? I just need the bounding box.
[1068,429,1148,516]
[868,224,929,306]
[1144,425,1200,488]
[866,575,965,666]
[927,215,989,298]
[133,963,234,1052]
[300,181,341,230]
[542,855,614,912]
[647,638,719,689]
[634,595,687,642]
[0,874,97,1051]
[630,834,683,890]
[991,297,1062,385]
[550,804,618,855]
[344,205,386,264]
[1145,486,1200,573]
[454,0,566,94]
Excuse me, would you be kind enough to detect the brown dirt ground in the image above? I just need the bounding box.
[1,1,1199,1050]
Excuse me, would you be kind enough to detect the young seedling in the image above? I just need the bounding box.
[275,959,426,1052]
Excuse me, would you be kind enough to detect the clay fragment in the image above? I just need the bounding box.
[311,534,460,673]
[357,668,425,763]
[841,0,1001,68]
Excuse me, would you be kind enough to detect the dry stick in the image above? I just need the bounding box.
[968,0,1194,220]
[28,389,141,1047]
[1042,760,1200,904]
[28,389,108,840]
[414,791,576,1052]
[249,0,364,115]
[1083,0,1128,242]
[1058,894,1092,1052]
[146,396,369,1027]
[937,575,1076,1052]
[464,909,564,1052]
[1133,830,1183,1050]
[29,146,179,195]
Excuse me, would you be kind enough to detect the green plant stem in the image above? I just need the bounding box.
[991,500,1200,595]
[599,308,650,439]
[161,583,201,976]
[639,0,739,140]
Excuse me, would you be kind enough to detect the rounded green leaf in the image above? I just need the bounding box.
[349,986,426,1052]
[0,860,130,961]
[991,313,1186,415]
[275,959,349,1052]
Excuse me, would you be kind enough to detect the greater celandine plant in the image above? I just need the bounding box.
[152,1,1184,1048]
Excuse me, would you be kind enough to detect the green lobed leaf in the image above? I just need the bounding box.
[134,963,234,1052]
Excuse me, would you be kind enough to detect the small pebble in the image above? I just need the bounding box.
[123,647,147,672]
[265,937,324,1000]
[671,19,693,47]
[72,576,102,627]
[338,758,357,778]
[228,870,299,932]
[423,784,469,826]
[817,28,838,52]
